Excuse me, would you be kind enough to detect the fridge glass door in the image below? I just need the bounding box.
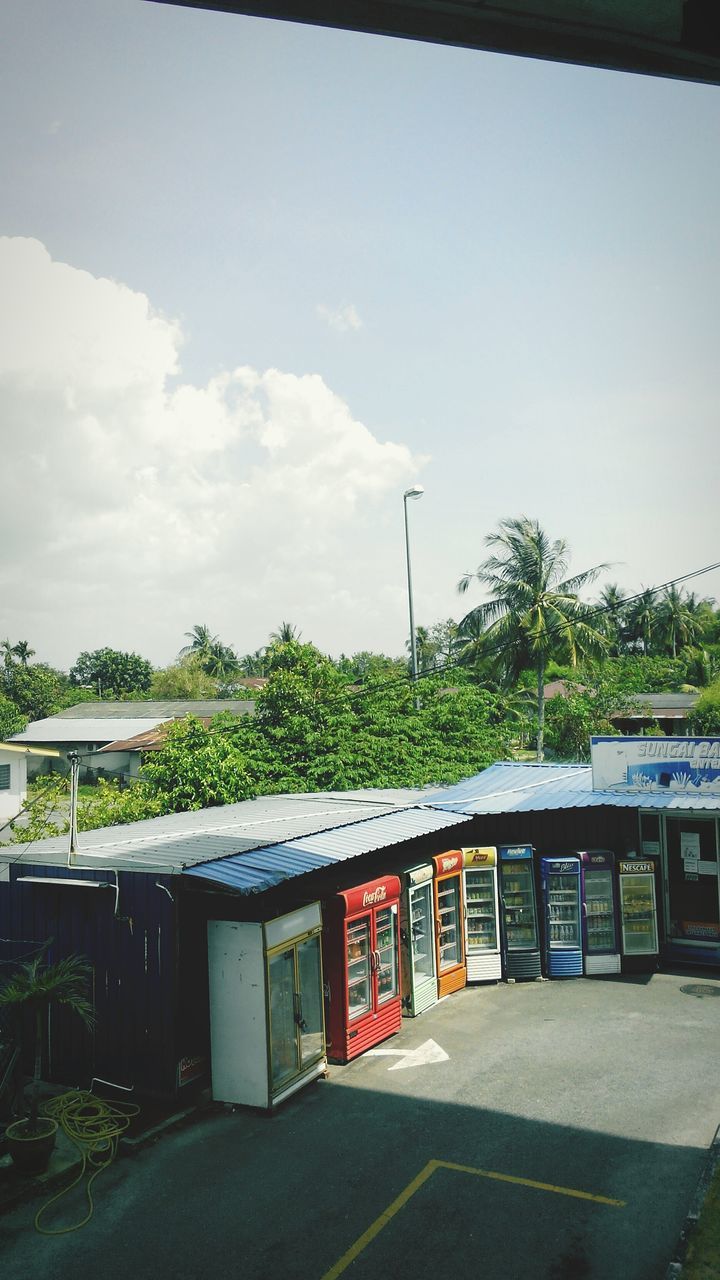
[346,917,372,1020]
[375,906,399,1005]
[620,874,658,954]
[296,934,324,1067]
[410,883,435,980]
[465,869,497,952]
[585,870,616,953]
[437,875,462,972]
[502,862,538,950]
[547,873,580,948]
[268,947,299,1091]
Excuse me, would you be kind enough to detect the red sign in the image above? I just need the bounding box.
[340,875,401,917]
[433,850,463,876]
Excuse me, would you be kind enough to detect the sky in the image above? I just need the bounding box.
[2,0,719,672]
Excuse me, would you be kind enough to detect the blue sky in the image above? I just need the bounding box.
[2,0,719,669]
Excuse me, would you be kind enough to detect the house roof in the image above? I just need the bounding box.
[11,717,171,744]
[11,700,257,745]
[610,692,699,720]
[1,788,446,876]
[431,761,720,814]
[185,805,469,893]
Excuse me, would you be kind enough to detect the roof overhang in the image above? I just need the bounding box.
[152,1,720,87]
[0,742,61,758]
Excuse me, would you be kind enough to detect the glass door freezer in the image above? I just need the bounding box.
[399,862,438,1017]
[578,850,620,975]
[617,859,660,972]
[462,847,501,982]
[208,904,326,1110]
[323,875,402,1062]
[432,851,467,998]
[499,845,542,980]
[541,857,583,977]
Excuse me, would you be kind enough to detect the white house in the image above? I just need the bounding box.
[0,742,61,826]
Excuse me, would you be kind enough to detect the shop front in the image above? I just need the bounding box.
[641,811,720,965]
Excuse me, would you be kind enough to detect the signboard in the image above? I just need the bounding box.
[591,737,720,796]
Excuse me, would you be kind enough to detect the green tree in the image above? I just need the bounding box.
[688,679,720,735]
[12,640,35,666]
[0,695,27,739]
[625,588,658,656]
[2,663,67,720]
[69,649,153,697]
[270,621,301,644]
[458,516,609,761]
[150,655,220,699]
[656,585,703,658]
[141,716,253,811]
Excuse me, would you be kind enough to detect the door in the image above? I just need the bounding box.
[585,870,617,954]
[346,916,372,1020]
[620,874,658,954]
[409,883,435,981]
[296,934,324,1067]
[374,905,399,1005]
[547,873,580,949]
[502,861,538,951]
[465,869,497,952]
[268,947,299,1091]
[665,818,720,944]
[436,873,462,972]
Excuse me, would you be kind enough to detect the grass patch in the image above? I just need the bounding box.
[684,1165,720,1279]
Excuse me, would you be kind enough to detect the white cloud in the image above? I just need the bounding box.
[0,238,423,666]
[316,302,363,333]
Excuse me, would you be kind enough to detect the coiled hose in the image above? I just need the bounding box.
[35,1090,140,1234]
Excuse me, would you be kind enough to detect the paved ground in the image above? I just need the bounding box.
[2,968,720,1279]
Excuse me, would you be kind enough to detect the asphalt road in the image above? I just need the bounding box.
[3,968,720,1280]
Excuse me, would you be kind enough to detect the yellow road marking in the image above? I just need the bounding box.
[319,1157,625,1280]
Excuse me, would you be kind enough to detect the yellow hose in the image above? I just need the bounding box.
[34,1090,140,1234]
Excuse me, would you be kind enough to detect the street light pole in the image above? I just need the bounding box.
[403,485,424,706]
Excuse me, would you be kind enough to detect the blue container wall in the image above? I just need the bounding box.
[0,865,178,1097]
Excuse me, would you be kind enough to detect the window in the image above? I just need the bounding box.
[0,764,10,790]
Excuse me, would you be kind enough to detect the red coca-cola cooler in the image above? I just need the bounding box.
[323,874,402,1063]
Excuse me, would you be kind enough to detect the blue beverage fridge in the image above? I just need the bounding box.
[499,845,542,980]
[541,857,583,977]
[578,850,621,975]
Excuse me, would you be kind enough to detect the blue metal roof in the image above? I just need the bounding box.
[186,805,469,893]
[431,761,720,815]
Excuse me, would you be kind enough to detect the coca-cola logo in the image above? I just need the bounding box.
[441,856,458,873]
[362,885,387,907]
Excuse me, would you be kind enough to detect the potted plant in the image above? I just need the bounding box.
[0,950,95,1175]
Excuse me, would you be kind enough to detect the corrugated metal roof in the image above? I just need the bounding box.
[431,761,720,814]
[24,700,258,721]
[187,806,468,892]
[1,792,427,874]
[11,718,169,744]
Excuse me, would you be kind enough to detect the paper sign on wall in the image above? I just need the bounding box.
[681,831,700,877]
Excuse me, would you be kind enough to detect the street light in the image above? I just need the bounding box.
[403,485,424,704]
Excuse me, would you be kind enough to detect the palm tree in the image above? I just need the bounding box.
[1,638,15,669]
[657,586,702,658]
[597,584,626,656]
[12,640,35,665]
[180,624,217,662]
[0,952,95,1135]
[203,640,240,680]
[270,622,301,644]
[626,589,657,656]
[458,516,609,761]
